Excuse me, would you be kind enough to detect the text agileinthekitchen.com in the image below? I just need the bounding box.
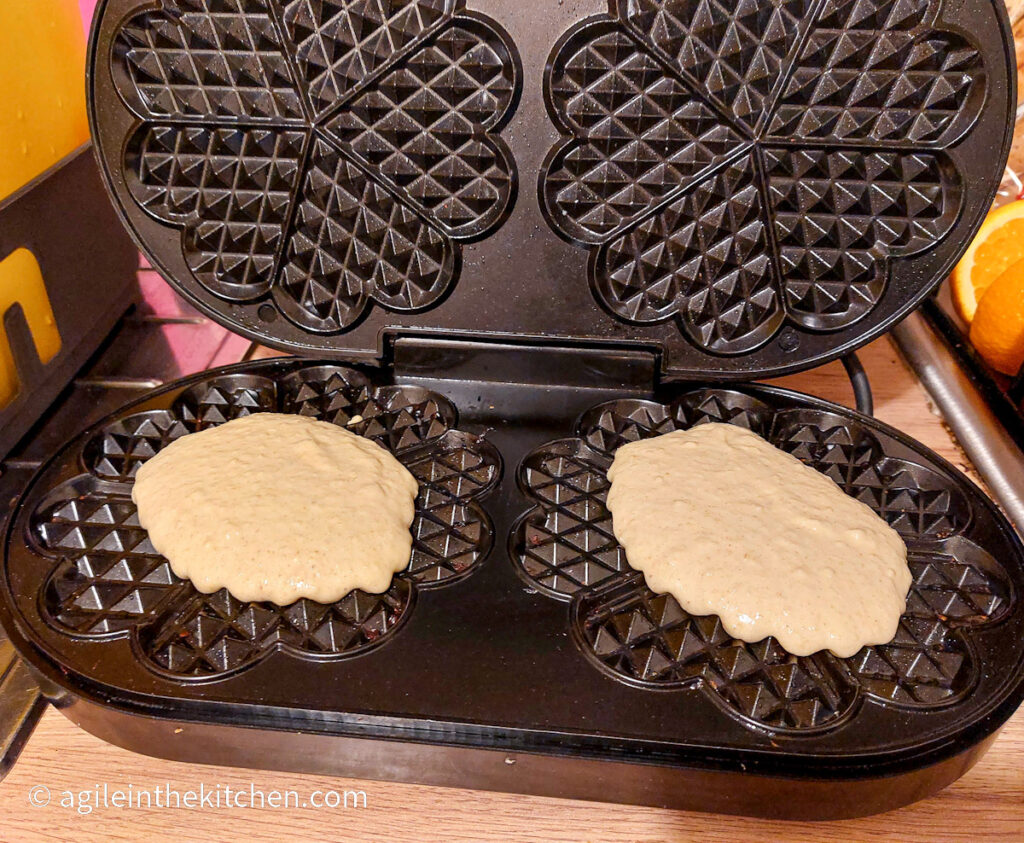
[27,783,367,814]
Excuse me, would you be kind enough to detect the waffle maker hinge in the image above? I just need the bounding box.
[391,336,660,392]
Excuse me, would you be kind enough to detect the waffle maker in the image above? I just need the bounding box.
[0,0,1021,820]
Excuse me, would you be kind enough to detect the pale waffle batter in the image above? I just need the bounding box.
[132,413,419,605]
[606,423,911,657]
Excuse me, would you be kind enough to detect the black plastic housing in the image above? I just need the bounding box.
[0,146,139,458]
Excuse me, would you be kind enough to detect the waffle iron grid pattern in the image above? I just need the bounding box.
[114,0,519,333]
[89,0,1012,379]
[540,0,981,355]
[512,391,1012,733]
[29,363,499,680]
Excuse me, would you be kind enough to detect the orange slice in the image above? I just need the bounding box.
[951,200,1024,323]
[969,260,1024,375]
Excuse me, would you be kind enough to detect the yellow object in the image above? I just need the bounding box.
[0,1,89,202]
[0,249,63,407]
[969,260,1024,376]
[950,201,1024,323]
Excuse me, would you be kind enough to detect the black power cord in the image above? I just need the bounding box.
[841,352,873,416]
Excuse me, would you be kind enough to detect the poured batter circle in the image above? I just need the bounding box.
[132,413,419,605]
[606,423,911,657]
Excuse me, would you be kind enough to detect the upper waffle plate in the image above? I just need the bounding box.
[88,0,1013,378]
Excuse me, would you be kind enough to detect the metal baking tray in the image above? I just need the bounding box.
[87,0,1013,379]
[2,354,1023,820]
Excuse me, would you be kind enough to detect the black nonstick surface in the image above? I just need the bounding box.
[2,358,1023,804]
[87,0,1013,379]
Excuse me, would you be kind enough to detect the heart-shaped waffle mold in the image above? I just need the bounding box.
[92,0,1011,379]
[112,0,519,331]
[5,369,1024,801]
[512,390,1013,733]
[541,0,981,354]
[26,362,499,680]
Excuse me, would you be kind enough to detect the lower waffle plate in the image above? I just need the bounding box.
[2,356,1023,819]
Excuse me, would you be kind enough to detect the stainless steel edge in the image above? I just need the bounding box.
[891,312,1024,533]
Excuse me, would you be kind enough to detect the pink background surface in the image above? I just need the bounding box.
[79,0,97,33]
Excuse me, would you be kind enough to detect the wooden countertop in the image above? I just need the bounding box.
[2,337,1022,842]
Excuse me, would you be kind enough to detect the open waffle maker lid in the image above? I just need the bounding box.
[86,0,1015,380]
